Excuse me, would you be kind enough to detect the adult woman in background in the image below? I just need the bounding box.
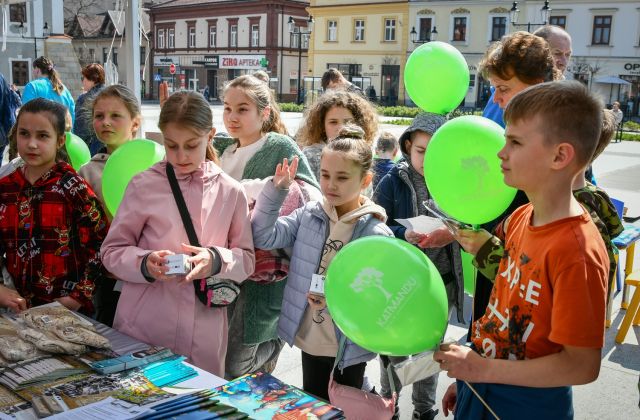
[74,63,106,155]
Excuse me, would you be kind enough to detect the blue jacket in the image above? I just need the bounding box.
[482,89,505,128]
[22,78,76,125]
[372,158,395,191]
[0,73,21,148]
[373,161,465,322]
[252,181,393,369]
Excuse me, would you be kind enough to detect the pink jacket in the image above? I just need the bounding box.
[101,161,255,377]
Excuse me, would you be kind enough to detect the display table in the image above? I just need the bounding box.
[0,306,227,420]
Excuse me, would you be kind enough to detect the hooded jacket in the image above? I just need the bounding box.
[373,160,465,322]
[0,161,108,314]
[101,160,255,376]
[252,181,393,369]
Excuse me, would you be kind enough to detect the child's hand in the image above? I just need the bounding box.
[273,157,298,190]
[55,296,81,312]
[418,226,455,248]
[0,285,27,313]
[434,343,488,382]
[441,383,457,417]
[307,293,326,310]
[405,230,427,245]
[182,243,214,283]
[146,250,175,282]
[454,229,492,256]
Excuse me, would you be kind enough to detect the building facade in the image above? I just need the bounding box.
[149,0,310,102]
[411,0,640,109]
[308,0,410,105]
[0,0,83,97]
[66,10,153,99]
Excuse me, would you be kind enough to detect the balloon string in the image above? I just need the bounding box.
[464,381,500,420]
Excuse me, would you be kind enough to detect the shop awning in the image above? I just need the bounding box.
[594,76,632,85]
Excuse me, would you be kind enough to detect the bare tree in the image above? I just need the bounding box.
[64,0,111,27]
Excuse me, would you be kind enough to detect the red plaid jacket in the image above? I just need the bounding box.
[0,162,109,314]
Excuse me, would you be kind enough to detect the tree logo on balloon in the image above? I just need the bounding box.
[350,268,392,301]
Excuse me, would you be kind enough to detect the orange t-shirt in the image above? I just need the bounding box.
[471,204,608,360]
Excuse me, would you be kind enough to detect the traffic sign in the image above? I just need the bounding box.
[154,74,162,82]
[169,63,176,74]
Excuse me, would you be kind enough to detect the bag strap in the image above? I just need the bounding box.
[166,163,201,248]
[332,335,396,395]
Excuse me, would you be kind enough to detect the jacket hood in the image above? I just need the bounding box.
[14,161,74,188]
[399,112,446,155]
[321,195,387,224]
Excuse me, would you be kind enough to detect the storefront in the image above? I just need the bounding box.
[570,58,640,117]
[152,54,267,99]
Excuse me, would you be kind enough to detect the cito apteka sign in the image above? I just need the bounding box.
[219,55,265,70]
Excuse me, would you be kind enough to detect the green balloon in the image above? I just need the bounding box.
[461,250,476,296]
[325,236,448,356]
[404,41,470,114]
[424,116,516,225]
[102,139,165,216]
[65,132,91,170]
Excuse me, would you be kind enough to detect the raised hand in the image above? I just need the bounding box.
[273,157,299,190]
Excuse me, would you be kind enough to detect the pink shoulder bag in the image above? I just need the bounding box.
[328,336,397,420]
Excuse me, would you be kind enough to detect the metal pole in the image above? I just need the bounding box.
[296,36,302,104]
[126,0,142,107]
[34,38,37,59]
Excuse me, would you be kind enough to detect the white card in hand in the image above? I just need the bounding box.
[395,216,444,235]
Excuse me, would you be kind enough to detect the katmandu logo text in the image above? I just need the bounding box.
[349,267,418,328]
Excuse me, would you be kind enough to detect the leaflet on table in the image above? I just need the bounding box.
[46,397,152,420]
[89,347,175,374]
[212,372,343,420]
[12,368,171,418]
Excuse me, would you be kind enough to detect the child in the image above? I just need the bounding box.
[372,131,398,191]
[373,113,464,420]
[437,81,609,419]
[458,110,623,322]
[0,98,108,315]
[79,85,141,220]
[297,90,379,180]
[252,125,393,400]
[214,74,319,379]
[100,92,255,377]
[78,85,141,326]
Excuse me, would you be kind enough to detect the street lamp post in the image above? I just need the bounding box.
[288,15,314,105]
[410,26,438,45]
[19,20,49,58]
[509,1,552,33]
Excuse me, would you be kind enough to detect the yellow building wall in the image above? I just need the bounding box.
[308,1,409,102]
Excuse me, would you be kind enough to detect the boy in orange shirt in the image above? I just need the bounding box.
[435,81,609,419]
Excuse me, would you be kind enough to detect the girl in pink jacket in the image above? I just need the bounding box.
[101,92,255,376]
